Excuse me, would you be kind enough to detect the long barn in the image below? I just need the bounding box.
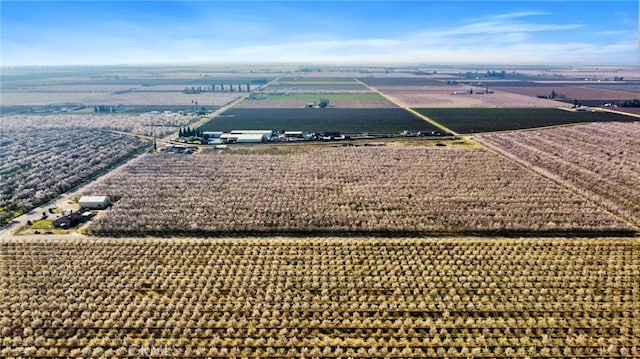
[78,195,111,209]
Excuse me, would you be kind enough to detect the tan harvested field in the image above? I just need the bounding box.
[1,91,241,106]
[1,113,196,137]
[478,121,640,228]
[2,237,639,358]
[81,145,634,237]
[528,68,640,81]
[390,90,568,108]
[358,79,571,108]
[497,85,638,101]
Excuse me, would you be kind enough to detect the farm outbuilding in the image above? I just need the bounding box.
[202,131,223,138]
[220,133,269,144]
[229,130,273,140]
[78,195,111,209]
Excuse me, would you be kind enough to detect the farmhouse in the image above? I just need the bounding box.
[78,195,111,210]
[161,144,194,154]
[53,210,94,229]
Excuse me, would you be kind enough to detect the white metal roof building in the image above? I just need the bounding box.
[78,196,111,209]
[230,130,273,135]
[220,133,269,143]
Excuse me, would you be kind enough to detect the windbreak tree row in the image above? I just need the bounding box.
[1,238,638,357]
[82,145,634,236]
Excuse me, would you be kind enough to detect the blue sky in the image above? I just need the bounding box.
[1,1,637,66]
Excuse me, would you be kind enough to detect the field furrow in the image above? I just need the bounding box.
[478,121,640,228]
[1,238,638,357]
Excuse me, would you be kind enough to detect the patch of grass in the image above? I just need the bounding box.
[30,219,53,229]
[451,140,474,146]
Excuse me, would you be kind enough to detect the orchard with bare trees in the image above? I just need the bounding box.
[1,238,638,357]
[2,112,196,138]
[0,128,149,225]
[479,121,640,228]
[82,145,634,237]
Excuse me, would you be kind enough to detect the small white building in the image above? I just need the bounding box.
[79,195,111,210]
[202,131,223,138]
[220,133,269,143]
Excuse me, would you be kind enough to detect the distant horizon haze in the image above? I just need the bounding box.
[1,1,637,67]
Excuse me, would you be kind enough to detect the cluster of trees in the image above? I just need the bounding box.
[93,105,125,113]
[536,90,565,99]
[2,238,638,357]
[485,70,507,79]
[479,121,640,228]
[0,129,149,225]
[2,113,196,138]
[82,146,631,237]
[183,83,251,94]
[177,126,203,138]
[619,99,640,107]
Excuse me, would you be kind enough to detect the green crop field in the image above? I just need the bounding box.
[414,108,636,133]
[265,93,386,101]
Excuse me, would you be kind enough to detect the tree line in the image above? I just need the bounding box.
[183,83,251,94]
[178,126,203,138]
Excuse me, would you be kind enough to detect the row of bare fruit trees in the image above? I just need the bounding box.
[2,113,195,137]
[0,128,149,226]
[83,145,634,236]
[1,238,638,357]
[478,121,640,228]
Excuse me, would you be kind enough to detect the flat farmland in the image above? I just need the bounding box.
[494,84,638,102]
[0,66,276,107]
[2,113,197,137]
[81,146,634,237]
[266,77,368,92]
[357,77,566,108]
[478,121,640,227]
[391,91,565,108]
[237,93,395,108]
[414,108,636,133]
[2,238,638,357]
[1,90,241,107]
[358,77,449,87]
[200,108,439,134]
[612,107,640,116]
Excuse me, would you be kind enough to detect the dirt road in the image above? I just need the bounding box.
[353,77,459,136]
